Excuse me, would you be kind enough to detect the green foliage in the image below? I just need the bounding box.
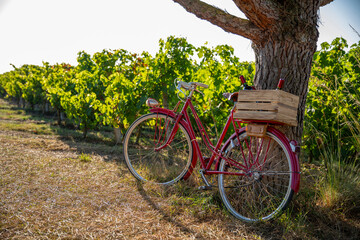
[148,36,196,108]
[42,62,75,113]
[60,71,101,137]
[0,72,9,97]
[95,49,150,134]
[78,153,92,163]
[1,36,358,165]
[2,65,25,103]
[304,37,360,165]
[0,36,250,136]
[1,64,47,108]
[193,44,255,137]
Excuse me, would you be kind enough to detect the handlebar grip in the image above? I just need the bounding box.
[240,75,246,85]
[178,80,191,90]
[277,79,285,89]
[195,82,209,89]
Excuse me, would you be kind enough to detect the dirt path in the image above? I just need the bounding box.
[1,124,269,239]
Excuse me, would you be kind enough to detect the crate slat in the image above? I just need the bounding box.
[233,111,277,120]
[234,90,299,126]
[236,102,278,111]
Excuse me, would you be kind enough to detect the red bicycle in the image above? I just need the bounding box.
[123,76,301,222]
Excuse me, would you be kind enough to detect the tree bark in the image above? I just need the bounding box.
[114,127,123,145]
[251,0,321,142]
[57,110,62,126]
[162,91,169,109]
[172,0,263,43]
[252,40,317,141]
[172,0,334,143]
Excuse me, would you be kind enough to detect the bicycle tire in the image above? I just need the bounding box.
[123,113,193,185]
[218,130,294,222]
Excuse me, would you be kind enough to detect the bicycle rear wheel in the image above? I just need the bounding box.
[123,113,193,185]
[218,130,294,222]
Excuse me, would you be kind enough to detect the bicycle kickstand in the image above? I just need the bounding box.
[198,169,213,190]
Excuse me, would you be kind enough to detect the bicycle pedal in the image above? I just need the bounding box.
[198,185,213,190]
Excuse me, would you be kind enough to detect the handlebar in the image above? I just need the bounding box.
[240,75,246,85]
[177,81,209,90]
[176,76,285,102]
[176,80,209,100]
[277,79,285,89]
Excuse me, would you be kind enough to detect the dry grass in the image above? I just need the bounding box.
[0,129,261,239]
[0,98,359,239]
[0,100,259,239]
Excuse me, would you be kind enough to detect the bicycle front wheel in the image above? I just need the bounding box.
[123,113,193,185]
[218,130,294,222]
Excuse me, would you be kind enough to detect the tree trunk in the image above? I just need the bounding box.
[113,127,123,145]
[57,110,62,125]
[60,112,66,121]
[252,40,317,142]
[162,91,169,109]
[19,97,25,108]
[250,0,320,143]
[172,0,332,144]
[42,101,50,114]
[83,126,88,139]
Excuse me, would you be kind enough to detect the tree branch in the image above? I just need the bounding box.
[320,0,334,7]
[172,0,263,43]
[232,0,280,29]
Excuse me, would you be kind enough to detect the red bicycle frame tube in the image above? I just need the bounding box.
[149,107,198,180]
[150,98,300,193]
[150,98,238,172]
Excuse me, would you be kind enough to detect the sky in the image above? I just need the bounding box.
[0,0,359,74]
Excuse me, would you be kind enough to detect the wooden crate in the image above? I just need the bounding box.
[234,90,299,126]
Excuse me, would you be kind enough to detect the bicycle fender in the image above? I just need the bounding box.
[219,127,300,193]
[267,127,301,193]
[149,108,198,180]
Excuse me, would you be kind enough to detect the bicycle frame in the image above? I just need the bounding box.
[150,97,247,173]
[149,95,300,192]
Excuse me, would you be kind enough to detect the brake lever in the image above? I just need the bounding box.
[177,83,187,98]
[195,88,204,96]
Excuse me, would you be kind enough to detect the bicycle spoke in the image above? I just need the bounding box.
[128,149,156,158]
[124,113,193,185]
[218,130,294,222]
[165,138,189,149]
